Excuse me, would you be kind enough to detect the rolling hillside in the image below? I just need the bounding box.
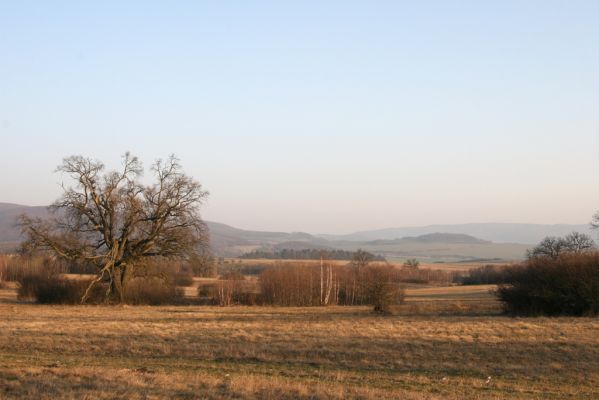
[319,223,593,244]
[0,202,548,261]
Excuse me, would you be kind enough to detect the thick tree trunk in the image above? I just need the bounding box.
[112,264,133,304]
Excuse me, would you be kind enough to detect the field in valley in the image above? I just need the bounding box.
[228,258,506,272]
[1,284,598,399]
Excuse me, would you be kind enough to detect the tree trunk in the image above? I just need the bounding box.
[112,264,133,304]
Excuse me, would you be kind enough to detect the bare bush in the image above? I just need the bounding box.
[198,272,257,306]
[0,255,7,287]
[173,272,194,287]
[258,262,405,310]
[460,264,511,285]
[124,277,184,305]
[362,266,406,313]
[18,275,105,304]
[3,256,67,282]
[12,255,186,305]
[497,252,599,316]
[402,258,420,270]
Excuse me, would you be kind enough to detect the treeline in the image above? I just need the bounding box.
[202,262,405,312]
[239,248,386,261]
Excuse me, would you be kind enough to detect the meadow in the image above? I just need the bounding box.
[1,283,597,399]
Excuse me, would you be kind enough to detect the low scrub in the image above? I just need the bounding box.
[17,272,183,305]
[199,272,259,306]
[461,264,511,285]
[3,256,67,282]
[173,272,194,287]
[17,275,105,304]
[497,252,599,316]
[124,277,184,305]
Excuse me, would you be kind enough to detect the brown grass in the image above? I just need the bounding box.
[0,285,597,399]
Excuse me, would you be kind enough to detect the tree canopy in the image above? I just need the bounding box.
[19,153,209,302]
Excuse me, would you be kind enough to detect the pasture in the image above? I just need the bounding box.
[1,283,597,399]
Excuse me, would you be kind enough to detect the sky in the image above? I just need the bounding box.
[1,1,598,234]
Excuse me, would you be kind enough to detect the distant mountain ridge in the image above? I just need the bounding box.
[318,223,593,244]
[0,203,49,250]
[2,202,590,261]
[378,233,490,244]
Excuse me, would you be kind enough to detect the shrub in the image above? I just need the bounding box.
[461,264,511,285]
[124,277,184,305]
[173,272,194,287]
[497,252,599,316]
[218,262,269,276]
[16,267,183,305]
[361,266,406,313]
[0,255,7,283]
[198,272,256,306]
[17,275,105,304]
[402,258,420,270]
[212,280,241,306]
[4,256,68,282]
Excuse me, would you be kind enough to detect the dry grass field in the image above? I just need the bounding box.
[1,284,598,399]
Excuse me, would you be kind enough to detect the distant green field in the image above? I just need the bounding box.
[333,241,530,262]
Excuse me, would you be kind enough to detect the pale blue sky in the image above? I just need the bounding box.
[1,1,598,233]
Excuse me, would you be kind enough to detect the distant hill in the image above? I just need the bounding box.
[370,233,490,245]
[0,202,579,261]
[0,203,327,256]
[318,223,594,244]
[0,203,49,251]
[206,221,327,256]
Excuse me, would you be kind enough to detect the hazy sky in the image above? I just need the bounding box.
[1,1,598,233]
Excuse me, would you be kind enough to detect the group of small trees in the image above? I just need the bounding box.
[259,260,405,312]
[497,231,598,316]
[526,232,595,259]
[240,248,386,261]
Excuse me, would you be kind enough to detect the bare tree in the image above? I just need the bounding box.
[562,232,595,253]
[527,237,565,259]
[19,153,209,303]
[402,258,420,271]
[527,232,595,260]
[351,249,374,270]
[592,212,599,230]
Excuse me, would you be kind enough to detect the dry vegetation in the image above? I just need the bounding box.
[1,284,598,399]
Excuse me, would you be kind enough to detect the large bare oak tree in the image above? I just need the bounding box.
[19,153,209,303]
